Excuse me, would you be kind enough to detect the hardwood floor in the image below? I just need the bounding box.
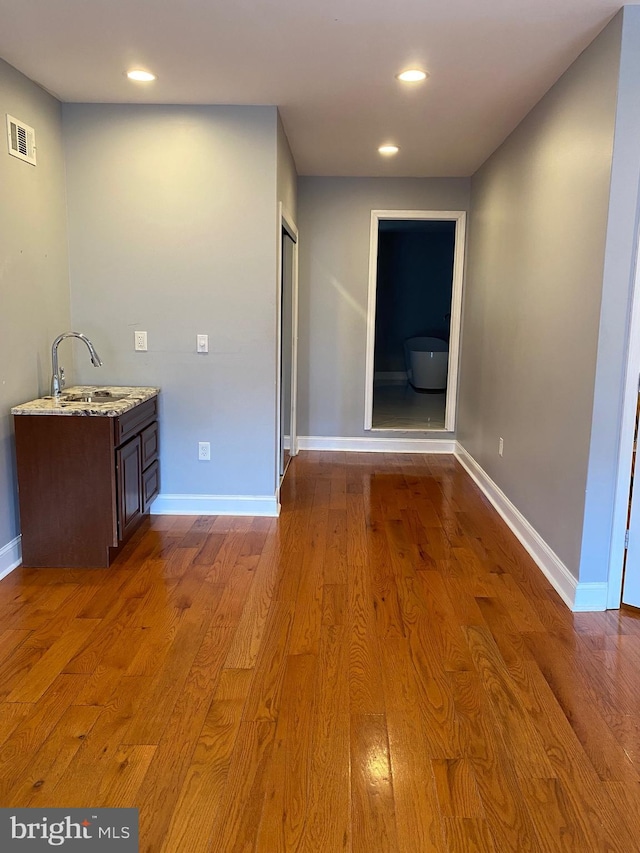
[2,451,640,851]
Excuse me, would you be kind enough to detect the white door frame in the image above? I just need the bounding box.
[607,225,640,608]
[364,209,467,432]
[275,203,299,495]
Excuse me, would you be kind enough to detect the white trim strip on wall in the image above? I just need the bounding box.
[0,535,22,581]
[151,494,280,517]
[454,443,608,612]
[298,436,456,453]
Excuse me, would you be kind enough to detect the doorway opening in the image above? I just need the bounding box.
[277,205,299,490]
[364,210,466,432]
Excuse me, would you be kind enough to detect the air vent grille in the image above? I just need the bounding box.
[6,115,36,165]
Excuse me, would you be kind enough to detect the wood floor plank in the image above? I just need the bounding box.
[159,669,253,853]
[441,817,497,853]
[127,628,237,851]
[204,720,276,852]
[379,639,447,852]
[351,713,400,853]
[0,674,88,802]
[324,507,349,584]
[255,653,316,851]
[8,704,103,806]
[431,757,484,818]
[242,600,295,722]
[348,556,386,715]
[447,669,541,851]
[514,658,640,851]
[44,675,154,808]
[121,585,215,745]
[524,630,640,783]
[463,625,556,779]
[520,777,592,852]
[299,623,350,853]
[224,537,281,669]
[0,628,31,666]
[367,517,405,640]
[96,744,157,807]
[416,571,474,672]
[288,490,327,655]
[0,702,37,748]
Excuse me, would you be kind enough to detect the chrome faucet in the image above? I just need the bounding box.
[51,332,103,397]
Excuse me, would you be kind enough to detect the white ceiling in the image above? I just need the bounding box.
[0,0,632,176]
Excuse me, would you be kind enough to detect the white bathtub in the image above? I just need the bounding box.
[405,336,449,390]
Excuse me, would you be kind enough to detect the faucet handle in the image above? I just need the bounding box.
[59,366,65,390]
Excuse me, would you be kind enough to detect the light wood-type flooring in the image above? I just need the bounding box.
[1,452,640,852]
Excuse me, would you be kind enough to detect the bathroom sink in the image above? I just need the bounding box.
[60,390,134,404]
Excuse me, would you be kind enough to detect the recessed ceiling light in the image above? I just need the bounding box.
[378,144,399,156]
[397,69,428,83]
[127,69,156,82]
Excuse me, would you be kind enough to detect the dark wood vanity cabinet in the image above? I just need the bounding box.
[115,408,160,541]
[14,396,159,568]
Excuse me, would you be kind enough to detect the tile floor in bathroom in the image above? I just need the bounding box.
[372,380,446,430]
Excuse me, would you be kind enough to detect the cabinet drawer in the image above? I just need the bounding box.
[141,421,159,469]
[142,460,160,512]
[115,397,157,447]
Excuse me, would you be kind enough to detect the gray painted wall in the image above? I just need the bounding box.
[277,113,297,223]
[297,177,470,438]
[580,7,640,585]
[0,59,70,554]
[63,104,280,499]
[458,13,623,579]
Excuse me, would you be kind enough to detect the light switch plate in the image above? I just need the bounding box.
[197,334,209,353]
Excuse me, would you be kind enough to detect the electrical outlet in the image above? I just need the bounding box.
[196,334,209,353]
[134,331,148,352]
[198,441,211,461]
[498,437,504,457]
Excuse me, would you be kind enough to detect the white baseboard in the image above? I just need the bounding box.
[572,583,609,612]
[151,493,280,517]
[455,443,607,612]
[0,535,22,580]
[298,436,456,453]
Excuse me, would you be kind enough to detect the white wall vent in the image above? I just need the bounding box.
[6,115,36,165]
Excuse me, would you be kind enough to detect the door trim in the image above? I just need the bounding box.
[607,224,640,607]
[275,202,299,496]
[364,209,467,432]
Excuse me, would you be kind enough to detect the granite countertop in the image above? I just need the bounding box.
[11,386,160,417]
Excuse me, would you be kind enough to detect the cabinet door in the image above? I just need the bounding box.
[116,436,142,541]
[142,460,160,512]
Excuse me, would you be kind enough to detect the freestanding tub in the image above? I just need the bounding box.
[405,336,449,391]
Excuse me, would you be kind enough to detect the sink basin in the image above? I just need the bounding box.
[61,390,132,403]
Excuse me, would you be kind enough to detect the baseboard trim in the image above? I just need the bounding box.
[298,436,456,453]
[151,493,280,517]
[454,443,607,612]
[0,536,22,580]
[572,583,609,612]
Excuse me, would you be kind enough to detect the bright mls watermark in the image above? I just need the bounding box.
[0,809,138,850]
